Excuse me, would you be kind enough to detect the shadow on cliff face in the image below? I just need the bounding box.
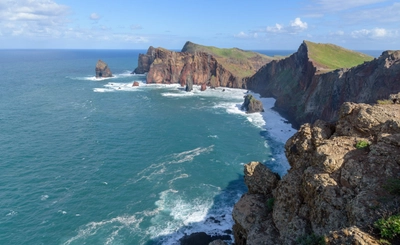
[144,175,247,245]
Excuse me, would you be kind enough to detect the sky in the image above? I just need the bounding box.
[0,0,399,50]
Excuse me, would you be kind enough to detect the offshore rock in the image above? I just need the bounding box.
[247,42,400,127]
[132,81,139,86]
[201,83,207,91]
[232,102,400,244]
[95,60,112,78]
[241,94,264,113]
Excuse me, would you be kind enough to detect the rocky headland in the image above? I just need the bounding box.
[247,41,400,127]
[95,59,112,78]
[134,41,400,128]
[233,101,400,244]
[133,41,277,88]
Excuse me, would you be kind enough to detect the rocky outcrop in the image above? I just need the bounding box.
[232,102,400,244]
[95,60,112,78]
[132,81,139,86]
[247,42,400,127]
[133,47,246,88]
[241,94,264,113]
[133,42,275,89]
[201,83,207,91]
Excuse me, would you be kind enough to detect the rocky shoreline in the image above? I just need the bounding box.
[232,101,400,244]
[131,41,400,244]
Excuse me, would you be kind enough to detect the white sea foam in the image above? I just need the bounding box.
[63,215,143,245]
[147,185,238,245]
[40,195,49,201]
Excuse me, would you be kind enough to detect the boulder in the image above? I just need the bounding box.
[241,94,264,113]
[95,60,112,78]
[201,83,207,91]
[132,81,139,86]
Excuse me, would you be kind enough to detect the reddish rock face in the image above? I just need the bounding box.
[95,60,112,78]
[247,43,400,127]
[134,47,251,88]
[132,81,139,86]
[200,83,207,91]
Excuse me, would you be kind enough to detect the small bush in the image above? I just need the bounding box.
[355,140,369,149]
[296,233,326,245]
[374,214,400,239]
[383,178,400,195]
[377,100,393,105]
[266,198,275,212]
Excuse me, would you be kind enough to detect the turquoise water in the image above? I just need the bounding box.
[0,50,294,245]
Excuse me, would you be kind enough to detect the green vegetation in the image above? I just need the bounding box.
[266,198,275,212]
[374,214,400,239]
[355,140,369,149]
[383,178,400,195]
[181,41,277,78]
[377,99,393,105]
[304,41,374,71]
[296,233,326,245]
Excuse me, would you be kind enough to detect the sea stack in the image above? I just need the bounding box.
[241,94,264,113]
[95,60,112,78]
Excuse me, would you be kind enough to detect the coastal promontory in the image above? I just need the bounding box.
[133,41,278,88]
[247,41,400,127]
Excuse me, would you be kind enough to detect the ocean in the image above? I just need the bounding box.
[0,48,379,245]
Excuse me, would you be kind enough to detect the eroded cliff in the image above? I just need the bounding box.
[233,101,400,244]
[247,42,400,127]
[133,42,276,88]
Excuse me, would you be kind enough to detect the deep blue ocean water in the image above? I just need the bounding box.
[0,48,380,245]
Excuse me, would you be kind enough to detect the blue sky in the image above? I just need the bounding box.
[0,0,399,50]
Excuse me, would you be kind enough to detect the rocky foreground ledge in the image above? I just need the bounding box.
[233,101,400,244]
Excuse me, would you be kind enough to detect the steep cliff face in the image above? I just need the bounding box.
[247,42,400,127]
[232,102,400,245]
[133,42,276,88]
[133,46,244,88]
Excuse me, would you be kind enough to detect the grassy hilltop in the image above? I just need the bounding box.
[181,41,279,78]
[304,40,374,73]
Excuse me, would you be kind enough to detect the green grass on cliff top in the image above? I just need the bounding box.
[304,40,374,70]
[181,41,274,60]
[181,41,277,78]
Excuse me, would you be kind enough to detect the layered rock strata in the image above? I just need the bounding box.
[95,60,112,78]
[134,47,247,88]
[233,102,400,244]
[247,43,400,127]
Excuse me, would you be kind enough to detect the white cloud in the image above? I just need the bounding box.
[266,23,283,33]
[351,27,395,39]
[90,13,101,20]
[234,31,248,38]
[130,24,143,30]
[233,31,259,39]
[291,18,308,30]
[265,18,308,34]
[0,0,69,37]
[309,0,388,12]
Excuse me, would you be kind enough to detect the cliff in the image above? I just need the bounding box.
[133,41,277,88]
[247,41,400,128]
[232,101,400,244]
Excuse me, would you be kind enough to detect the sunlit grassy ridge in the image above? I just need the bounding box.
[181,41,277,78]
[304,40,374,71]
